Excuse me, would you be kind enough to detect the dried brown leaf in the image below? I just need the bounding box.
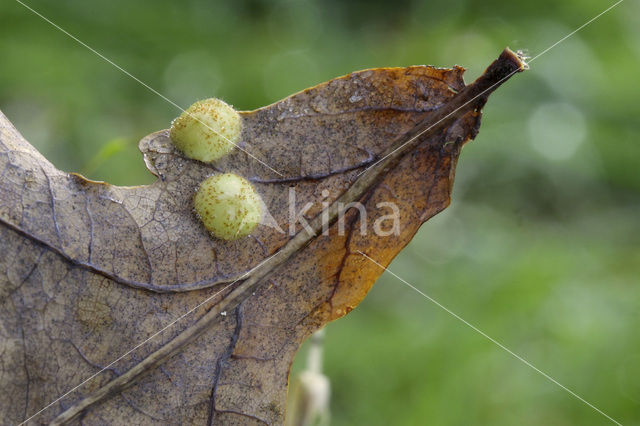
[0,49,525,424]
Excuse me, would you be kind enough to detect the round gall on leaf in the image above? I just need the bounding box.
[169,98,241,162]
[194,173,262,241]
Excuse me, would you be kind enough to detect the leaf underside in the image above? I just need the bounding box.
[0,49,524,424]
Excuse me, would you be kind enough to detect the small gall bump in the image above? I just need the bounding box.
[169,98,241,162]
[194,173,262,241]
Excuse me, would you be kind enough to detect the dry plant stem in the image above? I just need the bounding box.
[51,48,526,425]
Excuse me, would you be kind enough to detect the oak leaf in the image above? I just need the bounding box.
[0,49,525,424]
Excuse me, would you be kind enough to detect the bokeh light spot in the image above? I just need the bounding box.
[528,102,587,161]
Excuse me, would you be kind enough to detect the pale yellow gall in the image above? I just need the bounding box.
[169,98,241,162]
[194,173,262,240]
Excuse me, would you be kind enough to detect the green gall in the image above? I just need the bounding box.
[194,173,262,240]
[169,98,241,162]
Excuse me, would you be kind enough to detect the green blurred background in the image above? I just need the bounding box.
[1,0,638,424]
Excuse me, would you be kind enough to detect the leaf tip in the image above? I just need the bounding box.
[504,47,530,71]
